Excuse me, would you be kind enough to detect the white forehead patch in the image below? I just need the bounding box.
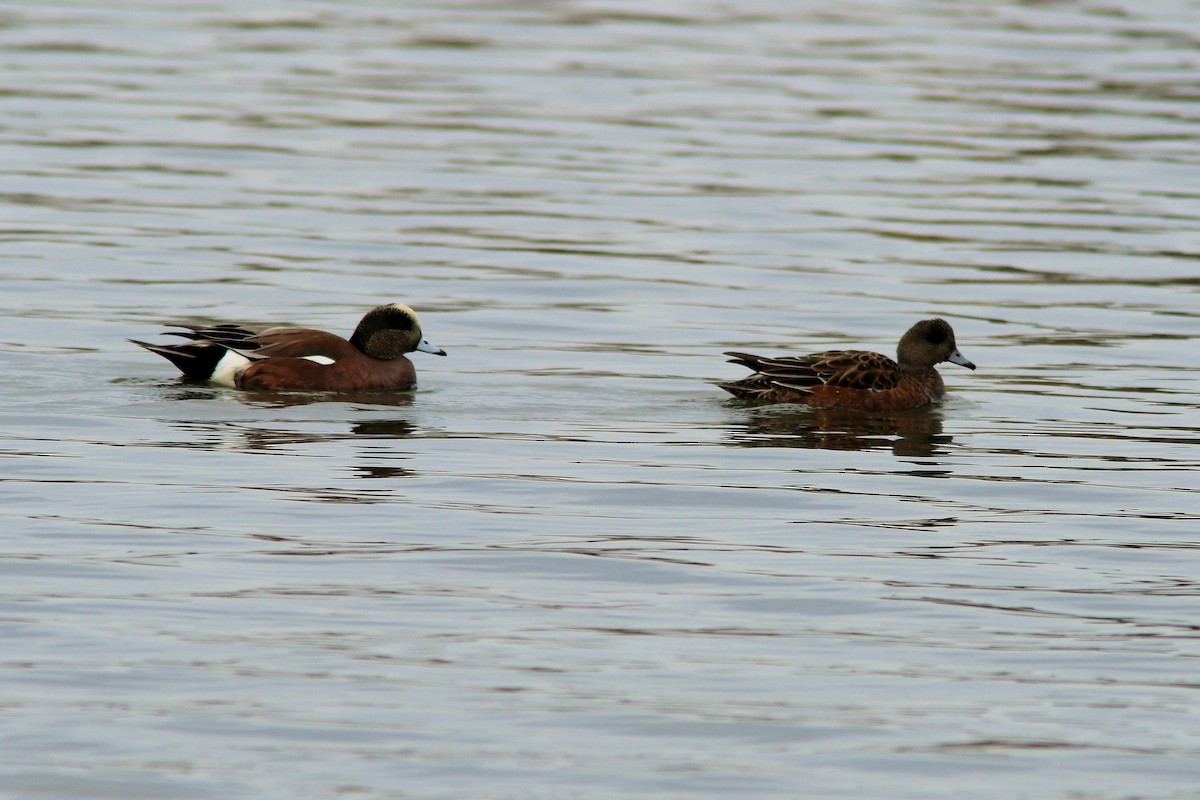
[385,303,419,323]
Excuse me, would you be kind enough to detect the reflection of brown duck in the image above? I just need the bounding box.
[150,403,418,453]
[719,319,975,410]
[727,407,950,457]
[131,304,445,392]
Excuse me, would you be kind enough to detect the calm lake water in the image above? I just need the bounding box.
[3,2,1200,798]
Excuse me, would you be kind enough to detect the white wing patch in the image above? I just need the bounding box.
[302,355,335,366]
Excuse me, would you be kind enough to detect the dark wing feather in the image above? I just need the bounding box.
[164,323,263,359]
[723,349,901,396]
[235,328,359,361]
[165,323,258,343]
[168,325,356,362]
[795,350,901,391]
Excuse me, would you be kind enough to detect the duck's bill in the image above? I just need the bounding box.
[417,339,447,356]
[947,349,976,370]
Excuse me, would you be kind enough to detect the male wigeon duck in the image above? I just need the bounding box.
[131,303,446,392]
[719,318,975,411]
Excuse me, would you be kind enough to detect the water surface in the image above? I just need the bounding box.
[2,2,1200,798]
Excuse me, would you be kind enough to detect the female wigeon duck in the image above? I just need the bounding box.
[719,318,975,411]
[131,303,446,392]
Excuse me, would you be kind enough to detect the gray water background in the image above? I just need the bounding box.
[2,2,1199,798]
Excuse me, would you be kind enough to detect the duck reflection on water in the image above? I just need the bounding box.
[724,405,952,457]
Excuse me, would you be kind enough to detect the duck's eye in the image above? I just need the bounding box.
[925,326,947,345]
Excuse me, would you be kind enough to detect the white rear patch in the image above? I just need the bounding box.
[210,350,252,388]
[302,355,335,366]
